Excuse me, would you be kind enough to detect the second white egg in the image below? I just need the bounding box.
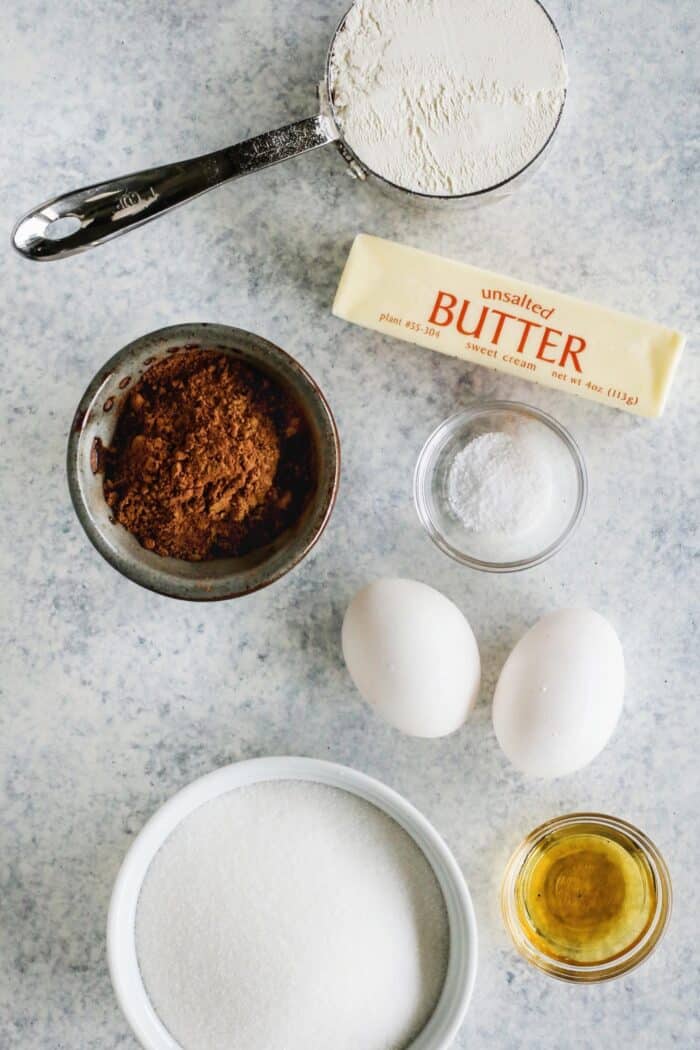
[492,608,624,778]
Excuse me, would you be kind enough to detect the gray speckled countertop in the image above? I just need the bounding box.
[1,1,698,1047]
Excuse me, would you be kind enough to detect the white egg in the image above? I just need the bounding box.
[493,609,624,778]
[341,578,481,737]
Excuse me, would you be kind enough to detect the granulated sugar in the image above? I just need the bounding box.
[329,0,567,195]
[136,780,449,1050]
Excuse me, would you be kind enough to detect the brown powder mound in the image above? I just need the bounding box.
[103,350,315,560]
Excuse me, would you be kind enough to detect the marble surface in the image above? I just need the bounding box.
[1,0,698,1047]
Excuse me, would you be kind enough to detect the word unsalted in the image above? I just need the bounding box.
[333,235,685,418]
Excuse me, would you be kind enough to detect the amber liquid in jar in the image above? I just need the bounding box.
[514,826,658,965]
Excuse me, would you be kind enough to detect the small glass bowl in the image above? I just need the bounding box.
[413,401,587,572]
[501,813,672,983]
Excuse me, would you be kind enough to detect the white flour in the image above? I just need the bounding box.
[329,0,567,195]
[447,431,552,534]
[136,781,448,1050]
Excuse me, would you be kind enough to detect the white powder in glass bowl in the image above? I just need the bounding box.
[329,0,567,195]
[136,780,449,1050]
[447,430,552,534]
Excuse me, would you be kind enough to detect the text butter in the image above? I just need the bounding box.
[333,235,685,417]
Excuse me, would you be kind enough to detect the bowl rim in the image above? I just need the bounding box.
[107,756,479,1050]
[66,323,340,601]
[413,400,588,573]
[500,811,673,983]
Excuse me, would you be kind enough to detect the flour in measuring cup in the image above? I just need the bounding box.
[329,0,568,195]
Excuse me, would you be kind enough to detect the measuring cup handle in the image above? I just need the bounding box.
[12,114,338,261]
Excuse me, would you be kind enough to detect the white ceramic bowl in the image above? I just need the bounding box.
[108,757,478,1050]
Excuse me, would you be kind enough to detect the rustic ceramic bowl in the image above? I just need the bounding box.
[67,323,340,600]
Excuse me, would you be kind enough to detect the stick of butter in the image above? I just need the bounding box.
[332,234,685,417]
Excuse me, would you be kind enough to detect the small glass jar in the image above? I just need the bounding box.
[501,813,672,983]
[413,402,587,572]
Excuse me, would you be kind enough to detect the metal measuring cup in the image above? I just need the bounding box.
[12,3,565,261]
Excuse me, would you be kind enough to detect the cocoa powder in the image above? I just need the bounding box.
[103,350,315,561]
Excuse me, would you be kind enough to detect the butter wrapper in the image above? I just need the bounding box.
[332,234,685,417]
